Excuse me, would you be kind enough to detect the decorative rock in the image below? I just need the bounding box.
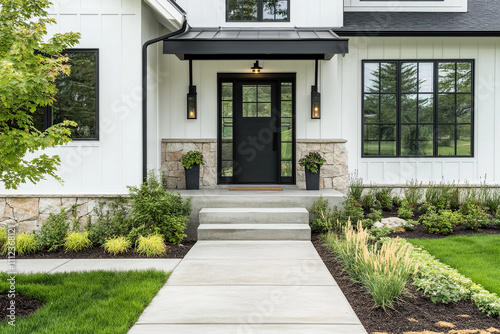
[374,217,407,229]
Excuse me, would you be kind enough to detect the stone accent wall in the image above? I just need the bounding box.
[162,139,217,189]
[0,197,120,234]
[296,139,349,193]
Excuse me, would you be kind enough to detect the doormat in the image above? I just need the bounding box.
[229,187,283,191]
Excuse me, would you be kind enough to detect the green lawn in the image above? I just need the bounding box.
[0,270,169,334]
[408,234,500,296]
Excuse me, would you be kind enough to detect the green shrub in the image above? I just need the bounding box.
[367,208,382,222]
[425,182,454,210]
[460,202,490,230]
[403,179,424,207]
[0,228,7,250]
[64,231,92,252]
[374,187,393,211]
[343,198,364,224]
[103,236,131,255]
[3,233,39,255]
[485,190,500,214]
[347,172,364,202]
[86,198,130,246]
[361,194,374,211]
[128,171,191,245]
[310,197,345,233]
[449,188,461,211]
[492,210,500,227]
[368,226,395,241]
[36,209,70,252]
[397,200,414,220]
[420,209,462,235]
[392,195,403,209]
[402,219,419,231]
[136,234,166,257]
[361,219,374,229]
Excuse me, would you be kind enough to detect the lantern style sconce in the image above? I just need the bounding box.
[187,85,197,119]
[187,60,197,119]
[311,86,321,119]
[251,60,262,74]
[311,59,321,119]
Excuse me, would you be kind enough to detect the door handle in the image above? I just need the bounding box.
[273,132,278,151]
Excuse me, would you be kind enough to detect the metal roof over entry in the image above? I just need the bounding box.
[163,27,349,60]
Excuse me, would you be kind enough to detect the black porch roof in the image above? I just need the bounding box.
[163,27,349,60]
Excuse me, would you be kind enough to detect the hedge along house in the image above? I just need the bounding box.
[2,0,500,238]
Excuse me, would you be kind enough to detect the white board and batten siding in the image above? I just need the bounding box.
[338,37,500,185]
[2,0,146,195]
[176,0,343,28]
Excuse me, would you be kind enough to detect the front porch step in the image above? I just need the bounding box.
[197,224,311,241]
[199,208,309,224]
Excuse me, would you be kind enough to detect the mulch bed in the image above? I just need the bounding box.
[0,293,43,323]
[394,224,500,239]
[6,241,196,259]
[312,234,500,334]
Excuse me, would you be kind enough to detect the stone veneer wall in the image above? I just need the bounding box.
[162,138,348,193]
[161,139,217,189]
[0,196,121,234]
[296,139,349,193]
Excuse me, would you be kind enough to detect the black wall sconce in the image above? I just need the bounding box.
[311,59,321,119]
[251,60,262,74]
[187,59,197,119]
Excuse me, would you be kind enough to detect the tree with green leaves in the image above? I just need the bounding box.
[0,0,80,189]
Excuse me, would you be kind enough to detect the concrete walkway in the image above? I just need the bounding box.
[129,241,367,334]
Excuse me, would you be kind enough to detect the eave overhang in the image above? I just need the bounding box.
[163,28,349,60]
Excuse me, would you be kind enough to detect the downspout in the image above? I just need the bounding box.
[142,19,188,182]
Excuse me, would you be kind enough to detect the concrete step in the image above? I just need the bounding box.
[197,224,311,241]
[199,208,309,224]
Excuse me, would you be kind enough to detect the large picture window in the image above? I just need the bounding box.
[362,60,473,157]
[34,49,99,140]
[227,0,289,22]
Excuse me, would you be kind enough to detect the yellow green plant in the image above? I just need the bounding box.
[64,231,92,252]
[324,220,418,309]
[136,234,166,257]
[1,232,39,255]
[103,236,131,255]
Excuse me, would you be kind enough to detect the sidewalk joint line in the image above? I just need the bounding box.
[47,259,73,273]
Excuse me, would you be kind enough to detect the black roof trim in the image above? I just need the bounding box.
[336,30,500,37]
[164,27,349,60]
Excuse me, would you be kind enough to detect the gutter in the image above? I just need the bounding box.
[142,19,188,182]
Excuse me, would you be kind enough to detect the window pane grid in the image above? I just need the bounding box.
[280,82,293,177]
[362,60,473,158]
[221,82,234,177]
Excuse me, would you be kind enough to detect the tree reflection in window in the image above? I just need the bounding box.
[227,0,289,21]
[362,60,473,157]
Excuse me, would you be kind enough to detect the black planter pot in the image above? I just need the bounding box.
[184,164,200,190]
[305,168,320,190]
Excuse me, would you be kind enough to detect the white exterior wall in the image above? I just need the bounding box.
[158,57,342,141]
[1,0,145,195]
[159,36,500,186]
[176,0,343,28]
[344,0,467,12]
[337,37,500,185]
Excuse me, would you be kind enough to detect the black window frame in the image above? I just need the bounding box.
[226,0,291,22]
[361,59,474,158]
[38,48,100,141]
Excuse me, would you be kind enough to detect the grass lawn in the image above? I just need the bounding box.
[0,270,169,334]
[408,234,500,296]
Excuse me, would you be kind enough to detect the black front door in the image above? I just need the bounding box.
[218,74,295,185]
[235,82,278,183]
